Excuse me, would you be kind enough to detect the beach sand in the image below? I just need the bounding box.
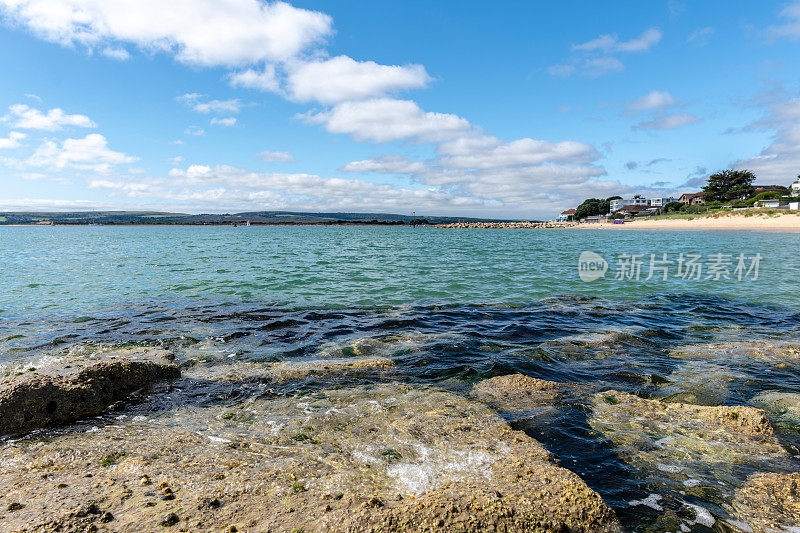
[578,213,800,231]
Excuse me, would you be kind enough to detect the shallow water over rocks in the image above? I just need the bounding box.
[1,294,799,531]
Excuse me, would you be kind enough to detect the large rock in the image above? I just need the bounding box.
[732,471,800,532]
[471,373,563,421]
[0,346,180,436]
[0,382,620,532]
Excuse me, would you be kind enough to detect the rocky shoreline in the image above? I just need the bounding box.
[0,344,798,532]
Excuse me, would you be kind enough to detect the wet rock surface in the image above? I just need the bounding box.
[0,381,620,532]
[589,389,795,530]
[0,347,180,436]
[471,373,563,422]
[732,471,800,532]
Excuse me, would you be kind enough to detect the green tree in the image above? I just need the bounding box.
[664,201,684,213]
[702,170,756,202]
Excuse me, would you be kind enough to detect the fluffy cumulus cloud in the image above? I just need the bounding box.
[228,65,280,92]
[0,131,26,149]
[550,27,662,77]
[284,56,431,104]
[329,100,616,215]
[25,133,136,173]
[734,97,800,183]
[0,0,333,66]
[304,98,471,143]
[3,104,96,130]
[90,163,486,212]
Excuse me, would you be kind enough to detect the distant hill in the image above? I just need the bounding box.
[0,211,529,225]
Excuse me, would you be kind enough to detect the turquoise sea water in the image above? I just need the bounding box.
[1,225,799,531]
[1,225,798,317]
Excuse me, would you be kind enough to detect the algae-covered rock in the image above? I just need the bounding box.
[471,373,562,421]
[749,390,800,429]
[732,472,800,532]
[0,383,620,532]
[0,346,180,436]
[589,390,793,529]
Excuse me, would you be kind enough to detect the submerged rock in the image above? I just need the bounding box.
[0,347,180,436]
[0,382,620,532]
[589,390,793,529]
[471,373,562,421]
[732,472,800,532]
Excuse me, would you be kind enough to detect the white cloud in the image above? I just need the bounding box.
[3,104,96,130]
[184,126,205,136]
[0,0,333,67]
[765,1,800,41]
[178,94,242,114]
[0,131,26,149]
[305,98,471,143]
[572,28,662,53]
[436,136,599,169]
[627,90,676,111]
[285,56,431,104]
[228,65,280,92]
[168,155,184,165]
[26,133,137,173]
[102,46,131,60]
[89,179,153,196]
[583,57,625,76]
[687,27,714,47]
[552,27,661,77]
[634,113,700,130]
[341,155,426,174]
[210,117,237,127]
[257,150,294,162]
[734,97,800,183]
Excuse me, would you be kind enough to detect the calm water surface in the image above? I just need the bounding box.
[1,225,799,531]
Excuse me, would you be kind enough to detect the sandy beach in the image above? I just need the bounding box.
[578,213,800,231]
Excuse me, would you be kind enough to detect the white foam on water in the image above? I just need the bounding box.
[132,415,147,422]
[656,463,684,473]
[208,436,232,444]
[683,478,701,487]
[685,503,715,528]
[629,493,663,511]
[382,444,497,495]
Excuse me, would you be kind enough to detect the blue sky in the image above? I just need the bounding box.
[1,0,799,219]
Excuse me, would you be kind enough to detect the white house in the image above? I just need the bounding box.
[649,197,678,207]
[610,196,649,212]
[791,177,800,196]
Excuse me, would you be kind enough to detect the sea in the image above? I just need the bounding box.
[1,225,799,531]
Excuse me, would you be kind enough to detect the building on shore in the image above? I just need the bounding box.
[648,197,678,207]
[557,209,576,222]
[791,177,800,196]
[679,192,706,205]
[609,196,649,212]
